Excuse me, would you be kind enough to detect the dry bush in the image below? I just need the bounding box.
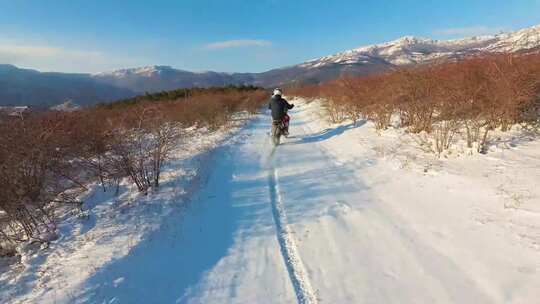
[287,84,321,100]
[107,105,181,193]
[0,87,267,244]
[394,68,439,133]
[360,75,399,130]
[0,113,86,243]
[432,120,461,155]
[311,78,365,124]
[323,100,350,124]
[314,80,350,123]
[293,52,540,155]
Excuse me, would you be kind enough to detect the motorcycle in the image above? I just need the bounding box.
[271,111,290,146]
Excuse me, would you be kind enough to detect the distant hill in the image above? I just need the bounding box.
[93,66,255,93]
[0,64,136,107]
[95,24,540,90]
[1,24,539,107]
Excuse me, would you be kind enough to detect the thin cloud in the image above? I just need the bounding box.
[204,39,272,50]
[0,41,145,73]
[433,26,505,38]
[0,44,102,62]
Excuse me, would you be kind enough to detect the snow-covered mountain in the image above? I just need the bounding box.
[93,65,255,93]
[93,24,540,92]
[50,100,81,112]
[300,24,540,69]
[2,24,539,106]
[96,65,175,78]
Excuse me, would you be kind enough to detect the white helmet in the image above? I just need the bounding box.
[273,88,282,96]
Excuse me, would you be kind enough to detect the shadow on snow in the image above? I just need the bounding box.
[286,121,365,146]
[77,119,275,304]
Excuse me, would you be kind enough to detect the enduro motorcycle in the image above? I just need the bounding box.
[271,111,290,146]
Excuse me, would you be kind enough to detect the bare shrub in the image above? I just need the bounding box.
[0,113,85,243]
[0,86,267,244]
[292,52,540,154]
[433,120,461,155]
[323,100,350,124]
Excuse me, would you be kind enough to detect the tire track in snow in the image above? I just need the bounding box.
[268,167,318,304]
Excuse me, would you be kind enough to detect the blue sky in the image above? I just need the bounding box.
[1,0,539,73]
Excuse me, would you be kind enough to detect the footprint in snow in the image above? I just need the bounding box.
[325,200,352,218]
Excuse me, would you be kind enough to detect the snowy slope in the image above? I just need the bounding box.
[93,65,255,93]
[50,100,81,112]
[2,99,539,303]
[300,24,540,69]
[485,24,540,52]
[94,65,178,78]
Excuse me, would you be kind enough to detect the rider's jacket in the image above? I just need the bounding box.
[268,95,294,121]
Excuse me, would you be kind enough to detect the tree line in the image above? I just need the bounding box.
[100,85,262,109]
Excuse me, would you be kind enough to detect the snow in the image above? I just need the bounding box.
[287,99,539,302]
[300,24,540,69]
[0,106,29,117]
[1,99,539,303]
[268,168,317,304]
[50,100,81,112]
[95,66,177,78]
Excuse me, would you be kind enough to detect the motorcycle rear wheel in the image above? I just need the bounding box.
[272,123,281,146]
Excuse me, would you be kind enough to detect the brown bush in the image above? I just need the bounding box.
[0,87,267,244]
[0,112,86,243]
[293,52,540,153]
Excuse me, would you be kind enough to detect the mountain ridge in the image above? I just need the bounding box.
[95,23,540,91]
[1,23,539,106]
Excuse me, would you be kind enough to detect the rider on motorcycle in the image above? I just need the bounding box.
[268,88,294,136]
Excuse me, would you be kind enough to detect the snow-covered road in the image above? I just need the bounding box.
[79,100,538,304]
[5,99,538,304]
